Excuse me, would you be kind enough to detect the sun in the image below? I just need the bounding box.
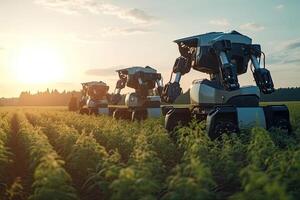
[12,46,65,83]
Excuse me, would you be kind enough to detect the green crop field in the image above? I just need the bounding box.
[0,102,299,200]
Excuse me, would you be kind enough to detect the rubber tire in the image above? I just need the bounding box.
[132,110,147,121]
[113,109,132,120]
[89,108,98,115]
[108,108,115,116]
[165,108,191,132]
[273,116,292,133]
[213,120,239,139]
[161,106,174,116]
[79,108,89,115]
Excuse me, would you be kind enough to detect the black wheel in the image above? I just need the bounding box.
[89,108,98,115]
[113,109,121,119]
[132,110,147,121]
[165,108,191,132]
[213,120,238,139]
[79,108,89,115]
[161,106,174,116]
[108,108,115,116]
[113,109,132,120]
[273,117,291,133]
[263,105,291,134]
[206,106,239,140]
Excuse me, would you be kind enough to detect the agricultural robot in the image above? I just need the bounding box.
[161,30,291,139]
[79,81,109,115]
[110,66,163,121]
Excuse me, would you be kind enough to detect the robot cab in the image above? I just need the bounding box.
[80,81,109,115]
[174,30,252,75]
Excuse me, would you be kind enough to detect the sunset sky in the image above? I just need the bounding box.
[0,0,299,97]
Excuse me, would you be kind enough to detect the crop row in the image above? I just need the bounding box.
[25,110,182,199]
[27,109,300,199]
[0,112,12,198]
[2,106,299,200]
[26,111,111,199]
[171,119,300,200]
[35,110,181,165]
[13,112,79,200]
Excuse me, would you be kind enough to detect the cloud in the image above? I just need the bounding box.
[209,19,230,27]
[283,58,300,64]
[275,4,284,10]
[34,0,156,24]
[239,22,265,31]
[85,66,124,76]
[101,26,150,36]
[268,55,282,64]
[74,26,150,43]
[269,54,300,66]
[268,39,300,66]
[285,40,300,50]
[120,8,155,24]
[269,53,300,65]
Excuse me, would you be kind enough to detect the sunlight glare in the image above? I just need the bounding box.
[12,46,65,83]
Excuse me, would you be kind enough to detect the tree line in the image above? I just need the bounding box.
[260,87,300,102]
[0,89,81,106]
[0,87,300,106]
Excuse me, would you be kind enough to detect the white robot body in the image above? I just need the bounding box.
[125,93,161,107]
[124,93,161,118]
[112,66,163,121]
[190,79,266,130]
[146,95,162,118]
[205,106,267,134]
[79,81,109,115]
[124,66,158,75]
[189,31,252,46]
[87,99,108,108]
[189,79,260,105]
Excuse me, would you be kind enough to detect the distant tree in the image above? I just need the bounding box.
[2,87,299,107]
[16,89,81,106]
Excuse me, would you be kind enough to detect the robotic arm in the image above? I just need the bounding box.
[212,40,240,91]
[161,43,193,103]
[114,79,126,95]
[211,40,274,94]
[212,40,274,94]
[155,75,164,96]
[111,72,127,104]
[161,55,191,103]
[162,39,242,103]
[249,45,274,94]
